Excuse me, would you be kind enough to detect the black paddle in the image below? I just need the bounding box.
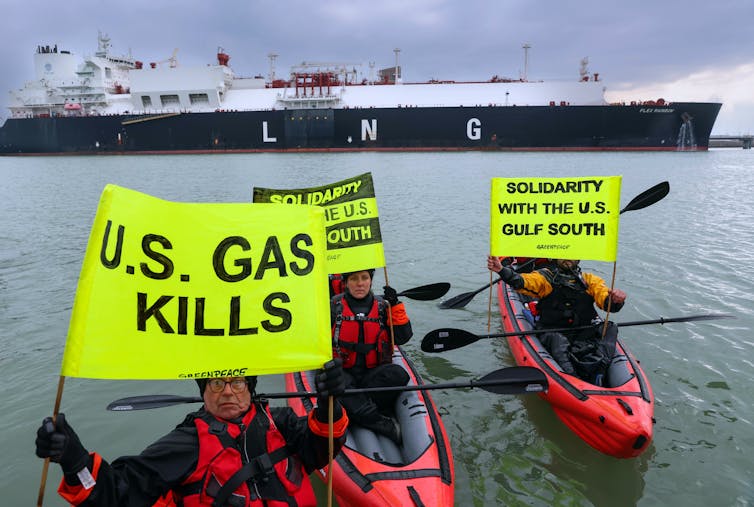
[395,282,450,301]
[421,313,734,353]
[106,366,548,411]
[438,259,536,309]
[620,180,670,214]
[438,181,671,310]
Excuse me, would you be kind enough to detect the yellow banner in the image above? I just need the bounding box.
[253,172,385,273]
[490,176,622,261]
[61,185,331,379]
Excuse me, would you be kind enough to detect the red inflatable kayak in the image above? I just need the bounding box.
[285,346,455,506]
[497,277,654,458]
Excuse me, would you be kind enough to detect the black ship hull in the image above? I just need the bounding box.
[0,102,722,155]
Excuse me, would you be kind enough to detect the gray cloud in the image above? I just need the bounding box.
[3,0,753,133]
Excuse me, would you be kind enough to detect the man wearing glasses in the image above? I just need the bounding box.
[35,359,348,506]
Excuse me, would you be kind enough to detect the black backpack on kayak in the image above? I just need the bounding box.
[568,321,619,385]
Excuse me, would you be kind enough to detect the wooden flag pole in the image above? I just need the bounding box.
[37,375,66,507]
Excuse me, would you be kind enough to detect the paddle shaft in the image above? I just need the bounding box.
[421,313,732,353]
[257,380,500,399]
[107,367,549,411]
[480,314,733,339]
[114,380,538,404]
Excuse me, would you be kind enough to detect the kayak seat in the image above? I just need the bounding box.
[347,427,403,463]
[605,353,633,388]
[513,294,567,374]
[528,334,568,374]
[395,389,433,463]
[344,358,433,466]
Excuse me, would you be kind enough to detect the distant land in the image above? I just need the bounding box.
[709,135,753,149]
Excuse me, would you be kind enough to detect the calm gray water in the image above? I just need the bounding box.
[1,150,752,506]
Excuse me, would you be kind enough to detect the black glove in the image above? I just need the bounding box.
[383,285,399,306]
[314,358,345,422]
[35,413,89,474]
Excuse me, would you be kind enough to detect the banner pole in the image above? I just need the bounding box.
[487,268,494,332]
[36,375,66,507]
[602,261,618,338]
[326,396,334,507]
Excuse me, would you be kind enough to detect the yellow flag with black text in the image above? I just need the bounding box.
[253,172,385,273]
[61,185,331,379]
[490,176,622,261]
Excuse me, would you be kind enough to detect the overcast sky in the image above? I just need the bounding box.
[2,0,753,134]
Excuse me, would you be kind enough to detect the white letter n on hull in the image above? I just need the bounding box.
[361,119,377,141]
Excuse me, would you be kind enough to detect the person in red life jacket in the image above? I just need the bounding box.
[331,269,412,444]
[488,256,627,383]
[34,360,348,507]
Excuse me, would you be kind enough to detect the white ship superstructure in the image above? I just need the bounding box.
[8,34,610,120]
[8,32,137,118]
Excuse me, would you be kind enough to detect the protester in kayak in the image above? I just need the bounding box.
[331,269,412,444]
[487,256,627,383]
[35,360,348,506]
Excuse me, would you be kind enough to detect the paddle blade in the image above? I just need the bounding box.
[438,291,477,309]
[398,282,451,301]
[620,181,669,214]
[474,366,548,394]
[107,395,202,411]
[421,328,480,352]
[439,279,501,309]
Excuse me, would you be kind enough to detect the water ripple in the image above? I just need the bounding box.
[2,151,753,505]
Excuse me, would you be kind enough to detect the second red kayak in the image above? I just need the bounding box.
[497,278,655,458]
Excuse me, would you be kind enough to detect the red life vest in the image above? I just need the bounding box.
[176,404,316,507]
[332,295,392,369]
[329,274,345,299]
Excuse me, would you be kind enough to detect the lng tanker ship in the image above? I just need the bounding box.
[0,33,721,155]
